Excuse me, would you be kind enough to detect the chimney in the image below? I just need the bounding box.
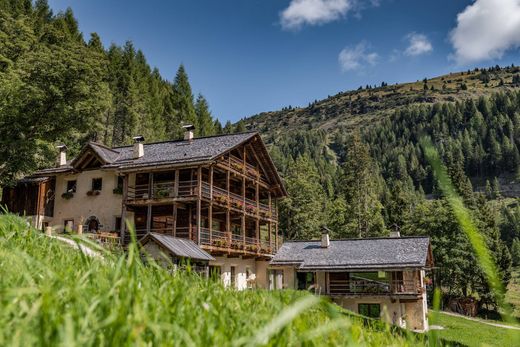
[132,135,145,159]
[57,144,67,166]
[182,124,195,141]
[390,224,400,238]
[321,226,331,248]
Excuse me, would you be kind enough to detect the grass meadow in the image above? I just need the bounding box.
[0,212,430,347]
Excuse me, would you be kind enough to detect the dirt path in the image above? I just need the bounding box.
[439,311,520,330]
[47,235,102,259]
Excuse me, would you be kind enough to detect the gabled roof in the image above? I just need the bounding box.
[140,232,215,262]
[110,132,258,169]
[270,236,433,271]
[30,132,287,197]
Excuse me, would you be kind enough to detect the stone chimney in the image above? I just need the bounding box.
[390,224,400,238]
[132,135,145,159]
[57,144,67,166]
[182,124,195,141]
[321,226,331,248]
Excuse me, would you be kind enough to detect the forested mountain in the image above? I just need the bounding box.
[1,0,519,310]
[243,69,520,309]
[0,0,242,185]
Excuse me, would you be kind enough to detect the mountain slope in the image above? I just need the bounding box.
[245,66,520,140]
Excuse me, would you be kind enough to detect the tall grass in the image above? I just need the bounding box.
[421,137,520,345]
[0,213,425,346]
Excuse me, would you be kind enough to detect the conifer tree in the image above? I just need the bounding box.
[171,64,196,137]
[194,94,215,136]
[340,132,385,237]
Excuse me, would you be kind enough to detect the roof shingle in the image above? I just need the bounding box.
[142,233,215,261]
[270,236,431,270]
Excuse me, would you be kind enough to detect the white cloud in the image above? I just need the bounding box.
[405,33,433,56]
[338,42,378,71]
[450,0,520,64]
[280,0,353,30]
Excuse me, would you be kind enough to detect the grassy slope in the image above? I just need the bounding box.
[433,312,520,347]
[507,268,520,318]
[0,213,426,346]
[244,67,520,140]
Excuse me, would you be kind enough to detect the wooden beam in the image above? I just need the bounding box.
[226,168,230,233]
[173,202,177,237]
[121,174,129,244]
[209,166,213,245]
[196,166,202,245]
[174,169,179,197]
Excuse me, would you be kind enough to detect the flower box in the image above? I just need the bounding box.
[61,191,74,199]
[86,190,101,196]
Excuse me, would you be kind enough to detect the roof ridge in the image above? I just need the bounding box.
[111,131,258,149]
[283,236,429,243]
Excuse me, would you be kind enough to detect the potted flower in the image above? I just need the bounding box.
[113,187,123,195]
[61,191,74,199]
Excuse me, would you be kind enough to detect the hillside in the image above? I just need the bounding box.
[245,66,520,141]
[0,213,438,346]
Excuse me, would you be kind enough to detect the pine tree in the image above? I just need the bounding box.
[340,132,385,237]
[279,155,327,240]
[194,94,215,136]
[171,64,196,137]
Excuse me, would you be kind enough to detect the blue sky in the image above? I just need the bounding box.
[47,0,520,123]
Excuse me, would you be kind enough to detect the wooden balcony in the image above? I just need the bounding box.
[126,180,198,202]
[328,278,422,297]
[86,232,121,248]
[126,180,277,220]
[220,155,269,185]
[132,227,276,256]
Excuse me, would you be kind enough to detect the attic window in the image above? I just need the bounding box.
[92,178,102,191]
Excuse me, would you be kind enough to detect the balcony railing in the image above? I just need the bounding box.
[87,232,121,248]
[127,180,198,201]
[132,227,276,255]
[199,228,275,254]
[125,180,278,220]
[202,182,277,219]
[221,155,269,184]
[328,278,421,296]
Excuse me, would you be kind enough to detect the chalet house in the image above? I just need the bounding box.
[270,229,434,331]
[2,128,287,290]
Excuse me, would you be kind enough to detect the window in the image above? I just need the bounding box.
[358,304,381,319]
[66,180,76,193]
[64,219,74,233]
[268,269,284,290]
[230,266,236,288]
[116,176,124,190]
[297,272,315,290]
[92,178,102,191]
[115,217,122,232]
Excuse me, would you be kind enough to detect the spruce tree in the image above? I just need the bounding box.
[194,94,215,136]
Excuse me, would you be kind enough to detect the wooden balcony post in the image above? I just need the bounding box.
[189,205,192,240]
[196,167,202,245]
[148,172,153,199]
[120,174,129,243]
[226,168,230,234]
[174,170,179,197]
[275,222,278,250]
[146,204,152,233]
[173,202,177,237]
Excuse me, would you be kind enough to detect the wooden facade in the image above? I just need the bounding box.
[121,142,283,258]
